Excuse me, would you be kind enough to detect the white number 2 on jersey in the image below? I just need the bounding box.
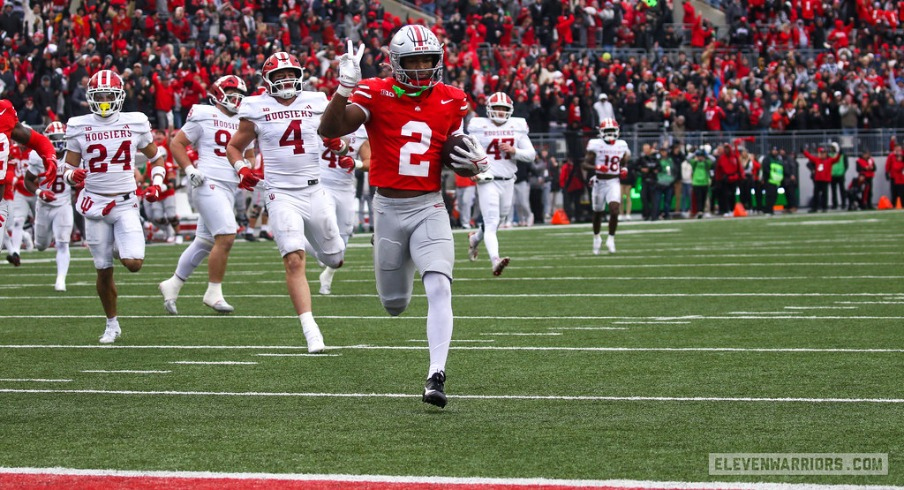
[398,121,431,177]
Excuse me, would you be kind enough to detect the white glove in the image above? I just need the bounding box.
[336,39,365,98]
[185,165,205,187]
[449,135,489,174]
[475,171,494,182]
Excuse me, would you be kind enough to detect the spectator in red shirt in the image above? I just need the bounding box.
[856,149,877,209]
[152,71,176,132]
[802,146,841,212]
[167,8,191,44]
[885,145,904,208]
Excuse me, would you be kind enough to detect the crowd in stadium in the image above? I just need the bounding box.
[0,0,902,134]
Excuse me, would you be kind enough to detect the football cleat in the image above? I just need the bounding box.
[606,236,616,254]
[99,324,121,344]
[259,230,274,241]
[6,252,20,267]
[592,235,602,255]
[159,278,182,315]
[203,297,235,314]
[319,268,333,295]
[54,278,66,292]
[244,232,258,242]
[303,324,325,353]
[422,371,447,408]
[467,232,479,262]
[492,257,510,277]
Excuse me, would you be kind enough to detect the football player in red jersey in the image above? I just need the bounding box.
[0,99,58,255]
[319,26,489,408]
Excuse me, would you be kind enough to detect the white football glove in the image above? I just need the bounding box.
[337,39,365,98]
[449,135,489,174]
[475,171,494,182]
[185,165,205,188]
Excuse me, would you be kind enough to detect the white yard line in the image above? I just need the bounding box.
[0,388,901,404]
[2,291,904,299]
[255,354,341,357]
[0,467,897,490]
[1,345,901,353]
[168,361,257,365]
[0,378,71,383]
[81,370,171,374]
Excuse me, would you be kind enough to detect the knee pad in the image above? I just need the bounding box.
[319,250,344,269]
[382,296,410,317]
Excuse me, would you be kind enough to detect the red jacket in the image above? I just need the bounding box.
[152,73,176,112]
[856,157,876,179]
[886,152,904,185]
[560,161,585,192]
[803,150,840,183]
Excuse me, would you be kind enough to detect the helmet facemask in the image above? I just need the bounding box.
[266,67,304,99]
[87,88,125,117]
[389,25,444,91]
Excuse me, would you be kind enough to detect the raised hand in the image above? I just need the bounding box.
[337,39,366,97]
[337,155,356,173]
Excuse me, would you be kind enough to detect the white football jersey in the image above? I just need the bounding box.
[586,138,630,176]
[180,105,247,184]
[466,116,535,179]
[26,151,71,206]
[66,112,152,195]
[238,92,328,189]
[320,125,368,188]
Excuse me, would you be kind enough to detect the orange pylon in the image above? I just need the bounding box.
[733,202,748,217]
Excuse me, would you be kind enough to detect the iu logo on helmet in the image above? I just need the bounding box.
[80,196,94,213]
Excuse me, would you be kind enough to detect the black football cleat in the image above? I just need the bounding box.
[422,371,447,408]
[6,252,20,267]
[259,230,274,241]
[244,232,258,242]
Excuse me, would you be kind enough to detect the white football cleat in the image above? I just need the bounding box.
[606,236,616,254]
[203,297,235,314]
[54,278,66,292]
[592,235,602,255]
[492,257,510,276]
[99,324,121,344]
[467,232,479,262]
[319,268,333,295]
[303,325,325,353]
[159,278,181,315]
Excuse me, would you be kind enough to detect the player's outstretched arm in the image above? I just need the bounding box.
[12,122,57,186]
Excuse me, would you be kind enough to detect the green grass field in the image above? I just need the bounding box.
[1,211,903,486]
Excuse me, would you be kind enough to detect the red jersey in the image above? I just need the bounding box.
[349,78,468,192]
[0,99,20,186]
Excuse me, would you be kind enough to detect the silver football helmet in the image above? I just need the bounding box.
[389,25,444,90]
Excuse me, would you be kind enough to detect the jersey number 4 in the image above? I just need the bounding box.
[87,141,132,172]
[279,120,305,155]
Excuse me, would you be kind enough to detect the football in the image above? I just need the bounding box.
[442,134,480,177]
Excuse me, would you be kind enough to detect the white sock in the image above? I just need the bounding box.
[205,282,223,299]
[608,234,615,239]
[299,312,318,332]
[423,272,453,376]
[56,242,70,279]
[321,266,336,281]
[106,316,119,327]
[261,224,270,233]
[484,223,500,263]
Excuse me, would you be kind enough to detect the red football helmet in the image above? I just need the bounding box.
[599,118,619,144]
[486,92,513,124]
[210,75,247,113]
[261,52,303,99]
[44,121,66,153]
[87,70,125,117]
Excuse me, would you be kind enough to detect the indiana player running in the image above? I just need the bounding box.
[226,52,346,354]
[317,125,371,295]
[64,69,165,343]
[582,118,629,254]
[0,104,57,264]
[319,28,489,408]
[23,121,73,290]
[159,75,256,315]
[466,92,536,276]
